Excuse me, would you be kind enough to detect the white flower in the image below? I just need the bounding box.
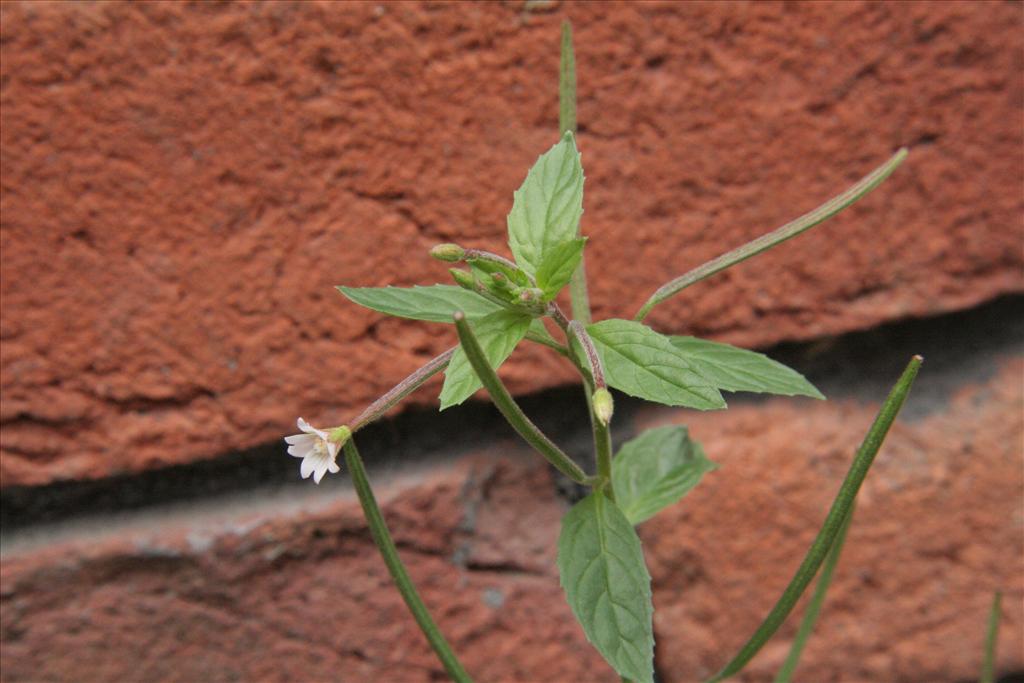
[284,417,341,484]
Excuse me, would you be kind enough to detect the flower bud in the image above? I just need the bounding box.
[430,243,466,262]
[592,388,614,426]
[518,287,543,304]
[450,268,477,291]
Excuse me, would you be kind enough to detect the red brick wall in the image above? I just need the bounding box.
[1,2,1022,681]
[1,0,1021,484]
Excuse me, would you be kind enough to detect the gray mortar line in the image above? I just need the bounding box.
[0,442,530,559]
[1,296,1021,559]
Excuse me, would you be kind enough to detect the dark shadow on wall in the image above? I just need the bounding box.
[2,294,1021,533]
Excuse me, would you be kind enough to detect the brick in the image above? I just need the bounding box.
[1,1,1021,485]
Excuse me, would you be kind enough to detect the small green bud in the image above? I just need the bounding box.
[518,287,543,303]
[450,268,477,290]
[328,425,352,445]
[489,272,516,294]
[592,388,614,426]
[430,243,465,262]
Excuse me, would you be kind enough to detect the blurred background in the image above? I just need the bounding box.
[1,1,1021,681]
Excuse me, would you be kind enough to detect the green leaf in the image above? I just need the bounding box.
[558,493,654,683]
[338,285,500,323]
[586,319,726,410]
[507,132,584,277]
[439,310,531,409]
[535,237,587,301]
[669,336,825,399]
[612,425,717,525]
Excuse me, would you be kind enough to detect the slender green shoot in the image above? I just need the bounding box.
[706,355,923,683]
[561,20,592,327]
[635,149,909,322]
[981,590,1002,683]
[342,438,473,683]
[453,311,592,485]
[559,21,577,138]
[773,505,857,683]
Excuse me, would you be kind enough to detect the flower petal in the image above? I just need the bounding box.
[297,417,316,434]
[300,456,315,479]
[284,433,315,445]
[288,443,314,458]
[313,464,327,484]
[327,460,341,474]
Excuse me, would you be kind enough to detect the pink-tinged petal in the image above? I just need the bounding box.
[300,456,315,479]
[327,441,340,460]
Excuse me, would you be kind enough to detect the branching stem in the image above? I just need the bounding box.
[453,312,592,485]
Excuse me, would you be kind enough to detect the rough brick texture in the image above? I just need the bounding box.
[2,357,1021,682]
[1,2,1022,484]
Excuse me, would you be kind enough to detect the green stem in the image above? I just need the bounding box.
[351,347,455,432]
[342,439,473,683]
[981,590,1002,683]
[525,327,569,356]
[706,355,923,683]
[773,504,857,683]
[635,149,909,322]
[559,21,576,137]
[453,311,592,485]
[560,20,591,326]
[595,418,615,501]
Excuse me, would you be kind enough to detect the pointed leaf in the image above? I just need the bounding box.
[586,320,726,410]
[507,132,584,277]
[612,426,717,525]
[338,285,500,323]
[558,493,654,683]
[669,336,824,399]
[536,237,587,301]
[439,310,531,409]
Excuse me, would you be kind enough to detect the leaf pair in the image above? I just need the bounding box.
[337,285,545,408]
[585,319,823,410]
[558,492,654,683]
[340,133,587,408]
[558,425,713,683]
